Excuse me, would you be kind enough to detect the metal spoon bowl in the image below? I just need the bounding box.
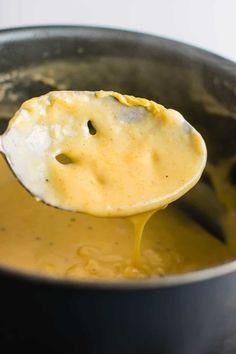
[0,90,207,217]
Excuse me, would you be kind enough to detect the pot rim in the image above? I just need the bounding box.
[0,24,236,290]
[1,260,236,290]
[0,24,235,67]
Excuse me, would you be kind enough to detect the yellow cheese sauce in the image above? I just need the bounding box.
[2,91,206,217]
[0,155,233,279]
[1,90,233,280]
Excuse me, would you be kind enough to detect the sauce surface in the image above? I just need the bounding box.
[1,91,229,280]
[0,155,232,279]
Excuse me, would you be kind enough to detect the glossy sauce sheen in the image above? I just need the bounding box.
[0,155,233,279]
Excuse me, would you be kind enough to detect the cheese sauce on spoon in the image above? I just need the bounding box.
[0,91,207,269]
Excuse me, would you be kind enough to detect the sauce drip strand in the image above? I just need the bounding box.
[129,210,157,265]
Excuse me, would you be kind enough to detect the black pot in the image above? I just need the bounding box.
[0,26,236,354]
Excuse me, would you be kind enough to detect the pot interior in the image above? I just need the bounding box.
[0,27,236,278]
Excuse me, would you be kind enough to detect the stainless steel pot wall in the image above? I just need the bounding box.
[0,26,236,354]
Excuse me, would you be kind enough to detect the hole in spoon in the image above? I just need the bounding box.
[87,120,96,135]
[55,153,73,165]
